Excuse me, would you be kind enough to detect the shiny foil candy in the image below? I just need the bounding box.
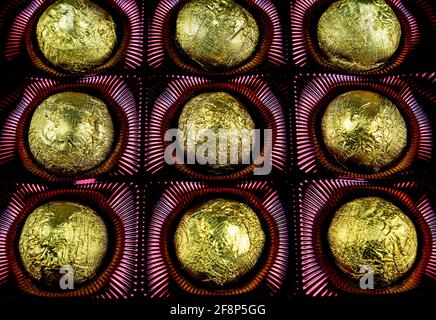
[301,181,435,296]
[175,0,259,69]
[148,183,287,296]
[146,76,287,180]
[3,185,137,298]
[328,196,418,287]
[317,0,401,71]
[178,92,255,172]
[148,0,285,74]
[36,0,117,73]
[174,198,265,287]
[28,92,114,176]
[321,90,407,172]
[295,74,432,178]
[19,201,108,287]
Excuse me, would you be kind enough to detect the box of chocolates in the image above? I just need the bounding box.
[0,0,434,313]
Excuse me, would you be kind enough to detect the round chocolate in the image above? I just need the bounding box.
[36,0,117,73]
[317,0,401,71]
[178,92,255,170]
[28,92,114,176]
[321,90,407,172]
[174,198,265,286]
[328,197,418,287]
[175,0,259,69]
[19,201,108,287]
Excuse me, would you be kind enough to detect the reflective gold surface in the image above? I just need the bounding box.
[178,92,255,170]
[28,92,114,176]
[36,0,117,73]
[19,201,108,287]
[317,0,401,71]
[175,0,259,69]
[174,198,265,286]
[321,90,407,172]
[328,197,418,287]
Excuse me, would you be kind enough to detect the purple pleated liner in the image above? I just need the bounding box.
[1,0,142,76]
[406,72,436,105]
[0,75,141,181]
[0,181,139,298]
[145,181,288,297]
[147,0,285,75]
[290,0,435,74]
[298,179,436,296]
[295,74,433,179]
[145,75,287,180]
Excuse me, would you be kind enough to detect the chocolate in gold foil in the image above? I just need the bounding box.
[321,90,407,172]
[328,197,418,287]
[28,92,114,176]
[317,0,401,71]
[178,92,255,171]
[19,201,108,287]
[174,198,265,286]
[36,0,117,73]
[175,0,259,69]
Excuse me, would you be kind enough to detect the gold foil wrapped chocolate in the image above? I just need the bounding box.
[19,201,108,287]
[28,92,114,176]
[175,0,259,69]
[317,0,401,71]
[178,92,255,171]
[36,0,117,73]
[321,90,407,172]
[174,198,265,286]
[328,197,418,287]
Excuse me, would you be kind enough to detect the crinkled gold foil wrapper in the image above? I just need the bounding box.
[28,92,115,176]
[36,0,117,73]
[317,0,401,71]
[19,201,108,287]
[174,198,265,286]
[321,90,407,172]
[175,0,259,69]
[178,92,255,171]
[328,197,418,287]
